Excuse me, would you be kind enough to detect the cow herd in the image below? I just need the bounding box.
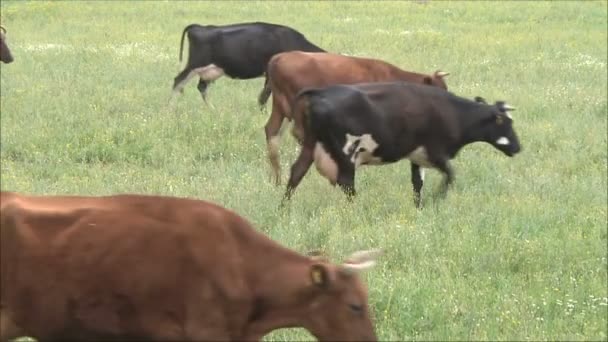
[169,22,521,207]
[0,20,522,341]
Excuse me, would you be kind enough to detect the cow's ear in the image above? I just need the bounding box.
[423,76,433,85]
[495,101,515,112]
[310,264,330,288]
[474,96,487,104]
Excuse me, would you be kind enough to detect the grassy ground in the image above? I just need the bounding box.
[1,1,607,340]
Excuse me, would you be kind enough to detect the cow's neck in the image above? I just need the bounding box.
[244,246,316,340]
[392,67,425,83]
[452,104,493,155]
[245,301,314,341]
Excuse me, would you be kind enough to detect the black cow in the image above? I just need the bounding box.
[0,26,14,64]
[283,81,521,208]
[171,22,324,106]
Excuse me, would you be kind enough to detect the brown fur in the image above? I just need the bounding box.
[263,51,449,185]
[0,192,377,341]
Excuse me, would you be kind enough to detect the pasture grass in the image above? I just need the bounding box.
[1,1,607,340]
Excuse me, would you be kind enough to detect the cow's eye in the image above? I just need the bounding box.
[349,303,363,313]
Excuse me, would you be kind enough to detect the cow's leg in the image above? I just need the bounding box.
[171,67,197,102]
[171,65,224,105]
[0,307,26,341]
[411,163,425,208]
[282,142,314,205]
[430,156,453,197]
[197,79,208,100]
[194,64,224,107]
[337,164,356,200]
[264,111,285,186]
[196,79,216,109]
[169,68,192,107]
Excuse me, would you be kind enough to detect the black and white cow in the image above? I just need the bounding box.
[171,22,324,106]
[283,81,521,208]
[0,26,14,64]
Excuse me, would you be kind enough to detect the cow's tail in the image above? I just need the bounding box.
[258,54,282,110]
[257,73,271,111]
[179,24,199,63]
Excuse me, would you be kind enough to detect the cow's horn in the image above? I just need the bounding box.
[502,103,516,111]
[0,26,6,34]
[341,249,383,274]
[436,71,450,77]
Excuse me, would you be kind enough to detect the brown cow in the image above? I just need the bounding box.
[0,26,14,64]
[261,51,449,185]
[0,191,380,341]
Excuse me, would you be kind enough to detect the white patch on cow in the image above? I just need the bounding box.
[496,137,510,146]
[407,147,434,168]
[314,143,338,184]
[342,133,358,155]
[342,133,382,167]
[420,168,425,182]
[194,64,225,81]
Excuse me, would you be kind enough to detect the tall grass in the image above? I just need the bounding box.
[1,1,606,340]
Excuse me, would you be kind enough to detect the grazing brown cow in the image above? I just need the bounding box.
[0,191,380,342]
[0,26,14,64]
[261,51,449,185]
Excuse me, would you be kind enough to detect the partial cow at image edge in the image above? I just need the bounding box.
[0,191,380,342]
[0,25,14,64]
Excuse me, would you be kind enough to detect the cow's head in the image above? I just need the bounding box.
[423,70,449,90]
[0,26,14,64]
[482,101,521,156]
[245,249,381,341]
[300,249,381,341]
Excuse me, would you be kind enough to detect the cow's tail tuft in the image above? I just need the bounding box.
[257,73,271,110]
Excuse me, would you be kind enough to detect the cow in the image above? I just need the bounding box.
[0,26,14,64]
[171,22,324,106]
[281,81,521,208]
[261,51,450,185]
[0,191,380,341]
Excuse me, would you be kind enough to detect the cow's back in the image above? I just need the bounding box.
[268,52,404,119]
[270,52,394,95]
[308,82,467,155]
[199,23,323,79]
[319,82,455,125]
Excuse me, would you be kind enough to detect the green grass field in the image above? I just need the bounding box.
[1,1,607,341]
